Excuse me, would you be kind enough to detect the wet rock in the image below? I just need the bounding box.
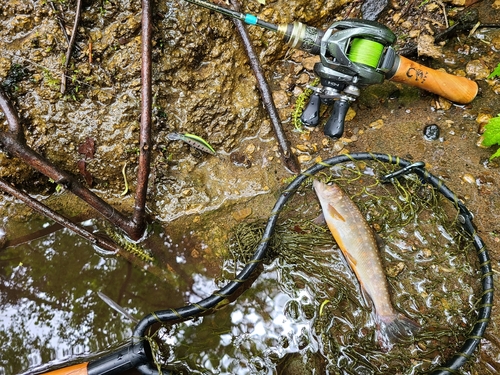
[361,0,388,21]
[466,60,490,80]
[423,124,440,141]
[418,34,443,59]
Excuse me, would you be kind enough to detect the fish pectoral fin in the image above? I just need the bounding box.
[342,250,357,267]
[327,203,346,222]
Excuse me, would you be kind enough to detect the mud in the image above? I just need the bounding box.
[1,0,500,373]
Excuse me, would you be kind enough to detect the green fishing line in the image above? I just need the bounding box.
[348,38,384,68]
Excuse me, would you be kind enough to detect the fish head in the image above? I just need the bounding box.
[313,179,346,223]
[313,179,343,204]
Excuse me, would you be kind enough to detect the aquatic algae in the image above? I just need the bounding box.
[220,159,481,374]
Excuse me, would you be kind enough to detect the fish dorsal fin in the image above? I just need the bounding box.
[327,203,346,222]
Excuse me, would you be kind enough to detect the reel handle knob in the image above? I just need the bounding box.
[324,99,350,139]
[300,92,321,127]
[387,55,478,104]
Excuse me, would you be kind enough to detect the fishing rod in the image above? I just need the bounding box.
[183,0,478,139]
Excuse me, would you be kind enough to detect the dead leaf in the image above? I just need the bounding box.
[77,159,93,186]
[78,137,95,159]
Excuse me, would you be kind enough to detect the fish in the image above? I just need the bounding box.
[167,132,216,155]
[313,179,420,349]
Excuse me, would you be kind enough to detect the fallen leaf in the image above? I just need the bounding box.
[77,159,93,186]
[78,137,95,159]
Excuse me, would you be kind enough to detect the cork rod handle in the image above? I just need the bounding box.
[42,363,89,375]
[387,55,478,104]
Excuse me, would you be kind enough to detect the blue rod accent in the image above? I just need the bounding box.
[244,13,258,25]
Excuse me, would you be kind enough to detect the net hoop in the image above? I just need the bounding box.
[133,152,493,375]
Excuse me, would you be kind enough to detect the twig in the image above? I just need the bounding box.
[130,0,153,239]
[0,178,118,252]
[48,0,72,46]
[229,0,300,174]
[61,0,83,94]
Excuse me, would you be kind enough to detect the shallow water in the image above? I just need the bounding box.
[1,160,486,375]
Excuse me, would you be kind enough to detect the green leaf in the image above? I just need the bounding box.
[482,116,500,147]
[489,148,500,161]
[488,63,500,79]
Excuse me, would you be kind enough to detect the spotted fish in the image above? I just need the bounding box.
[313,179,420,348]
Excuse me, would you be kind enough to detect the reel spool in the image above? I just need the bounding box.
[348,38,385,69]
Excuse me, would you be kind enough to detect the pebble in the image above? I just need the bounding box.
[297,154,312,163]
[423,124,440,141]
[461,173,476,184]
[344,107,357,122]
[477,135,488,148]
[295,144,311,152]
[386,262,405,278]
[292,86,303,97]
[296,73,310,84]
[409,30,420,38]
[302,56,320,71]
[332,140,345,152]
[232,207,253,221]
[418,34,443,59]
[401,21,413,29]
[476,113,492,124]
[369,119,384,129]
[434,97,452,110]
[272,90,289,109]
[476,113,492,134]
[299,132,311,141]
[245,144,256,155]
[259,120,272,136]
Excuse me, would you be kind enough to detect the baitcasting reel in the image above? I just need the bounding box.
[296,19,397,139]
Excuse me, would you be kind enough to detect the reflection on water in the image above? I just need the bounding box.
[0,218,217,375]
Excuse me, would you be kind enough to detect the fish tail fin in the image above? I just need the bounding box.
[377,313,421,350]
